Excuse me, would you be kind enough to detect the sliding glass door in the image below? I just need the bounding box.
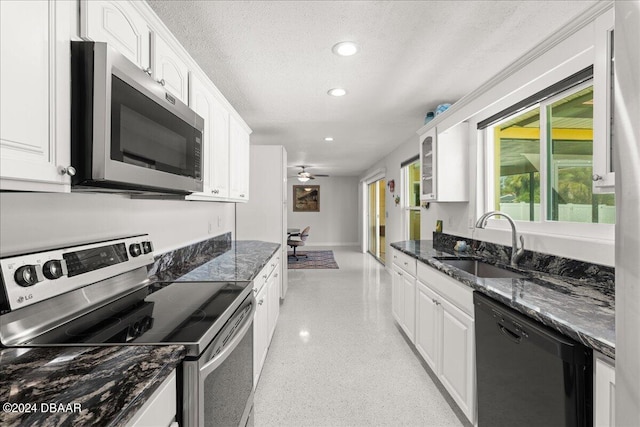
[368,179,386,263]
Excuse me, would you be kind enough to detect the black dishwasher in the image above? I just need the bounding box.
[474,292,592,427]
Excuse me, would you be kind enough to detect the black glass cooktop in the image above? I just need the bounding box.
[27,281,252,353]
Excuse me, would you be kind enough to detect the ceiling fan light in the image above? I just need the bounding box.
[298,176,310,183]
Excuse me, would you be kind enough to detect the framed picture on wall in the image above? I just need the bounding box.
[293,185,320,212]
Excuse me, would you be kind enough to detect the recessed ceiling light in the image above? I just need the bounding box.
[332,41,358,56]
[324,137,334,142]
[327,88,347,97]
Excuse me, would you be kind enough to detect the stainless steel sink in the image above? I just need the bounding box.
[435,257,525,279]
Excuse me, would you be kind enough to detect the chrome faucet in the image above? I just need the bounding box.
[475,211,525,267]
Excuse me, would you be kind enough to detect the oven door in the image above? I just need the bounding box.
[182,295,255,427]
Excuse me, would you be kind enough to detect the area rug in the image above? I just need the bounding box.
[287,250,339,269]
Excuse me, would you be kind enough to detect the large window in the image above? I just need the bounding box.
[486,81,615,225]
[403,159,421,239]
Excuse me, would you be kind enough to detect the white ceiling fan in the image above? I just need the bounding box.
[293,166,329,182]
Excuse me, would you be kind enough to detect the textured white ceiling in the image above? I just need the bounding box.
[147,0,597,177]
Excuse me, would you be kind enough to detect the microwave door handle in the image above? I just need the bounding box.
[199,300,256,377]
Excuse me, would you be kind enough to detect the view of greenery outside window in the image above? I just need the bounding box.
[490,83,615,224]
[404,160,421,239]
[492,107,541,221]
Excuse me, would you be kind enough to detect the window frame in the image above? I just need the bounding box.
[401,159,421,241]
[482,80,614,241]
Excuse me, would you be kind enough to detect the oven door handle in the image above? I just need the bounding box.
[200,298,256,377]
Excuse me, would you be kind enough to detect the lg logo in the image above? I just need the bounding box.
[16,294,33,304]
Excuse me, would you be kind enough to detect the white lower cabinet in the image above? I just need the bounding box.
[414,263,476,425]
[391,249,417,343]
[391,265,416,343]
[253,282,269,387]
[252,253,281,387]
[126,369,177,427]
[438,296,475,420]
[415,281,439,371]
[267,266,280,341]
[594,352,615,427]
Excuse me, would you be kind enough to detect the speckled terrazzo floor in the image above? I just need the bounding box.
[253,246,466,427]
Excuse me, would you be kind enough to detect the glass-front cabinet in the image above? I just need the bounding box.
[421,128,436,200]
[419,122,469,202]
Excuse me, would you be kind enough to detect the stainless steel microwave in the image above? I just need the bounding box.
[71,41,204,194]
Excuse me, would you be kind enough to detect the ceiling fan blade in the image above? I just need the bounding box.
[313,174,330,177]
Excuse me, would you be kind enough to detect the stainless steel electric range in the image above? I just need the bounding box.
[0,234,254,427]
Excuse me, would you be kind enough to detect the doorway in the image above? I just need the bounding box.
[368,179,386,263]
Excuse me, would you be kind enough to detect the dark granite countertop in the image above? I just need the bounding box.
[391,240,615,359]
[0,345,185,427]
[174,240,281,282]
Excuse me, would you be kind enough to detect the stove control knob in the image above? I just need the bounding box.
[141,241,153,254]
[43,260,64,280]
[129,243,142,258]
[14,265,42,287]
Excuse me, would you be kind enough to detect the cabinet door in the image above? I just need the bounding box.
[253,284,268,387]
[391,267,404,325]
[415,281,440,373]
[267,268,280,341]
[420,128,436,201]
[154,33,189,104]
[402,274,416,343]
[126,370,176,427]
[81,0,150,69]
[439,296,476,423]
[188,73,214,195]
[229,118,250,201]
[210,98,230,198]
[0,0,71,192]
[594,355,615,427]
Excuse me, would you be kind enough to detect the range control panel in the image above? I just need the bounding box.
[1,235,154,312]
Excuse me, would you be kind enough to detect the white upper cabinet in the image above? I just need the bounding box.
[153,33,189,104]
[419,122,469,202]
[3,0,251,197]
[187,73,231,200]
[229,117,250,202]
[0,0,72,192]
[188,73,215,196]
[210,98,231,198]
[80,0,150,70]
[593,8,615,190]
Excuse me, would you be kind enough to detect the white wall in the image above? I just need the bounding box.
[359,136,420,262]
[0,192,235,255]
[287,176,358,246]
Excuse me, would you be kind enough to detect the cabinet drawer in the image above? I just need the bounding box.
[253,253,280,292]
[417,262,474,317]
[392,250,417,277]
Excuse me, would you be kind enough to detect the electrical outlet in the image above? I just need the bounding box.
[217,215,222,228]
[448,216,454,227]
[208,221,213,234]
